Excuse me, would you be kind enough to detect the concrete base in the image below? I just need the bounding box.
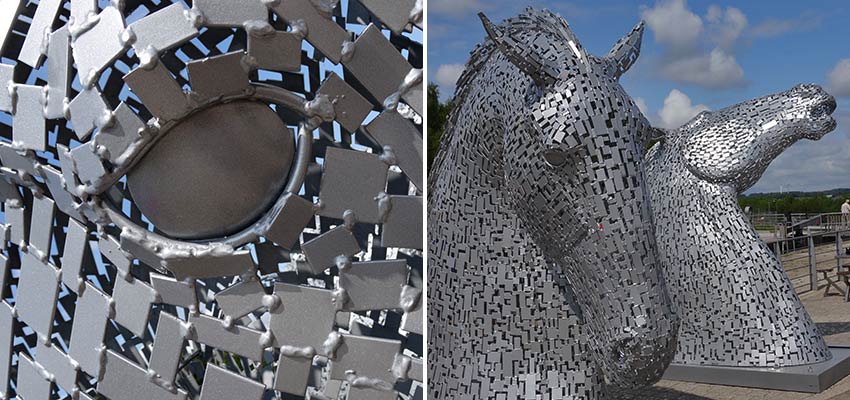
[662,346,850,393]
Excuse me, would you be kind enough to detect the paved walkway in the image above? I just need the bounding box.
[614,290,850,400]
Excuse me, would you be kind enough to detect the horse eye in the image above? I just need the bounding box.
[91,50,309,242]
[543,149,569,167]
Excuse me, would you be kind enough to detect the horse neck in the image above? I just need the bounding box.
[649,137,762,255]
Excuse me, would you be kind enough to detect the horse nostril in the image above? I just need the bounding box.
[812,103,829,118]
[811,96,837,118]
[610,337,640,364]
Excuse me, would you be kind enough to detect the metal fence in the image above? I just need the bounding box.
[770,228,850,294]
[748,213,812,230]
[791,212,849,234]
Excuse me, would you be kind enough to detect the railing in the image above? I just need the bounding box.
[770,228,850,294]
[791,212,848,234]
[748,213,811,231]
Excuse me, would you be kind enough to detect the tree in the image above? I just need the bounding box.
[427,83,453,171]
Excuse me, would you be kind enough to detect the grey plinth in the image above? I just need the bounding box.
[663,346,850,393]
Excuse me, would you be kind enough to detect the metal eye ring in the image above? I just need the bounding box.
[543,148,569,168]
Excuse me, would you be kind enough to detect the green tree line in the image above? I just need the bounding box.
[738,194,847,215]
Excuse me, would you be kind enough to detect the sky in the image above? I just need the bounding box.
[427,0,850,194]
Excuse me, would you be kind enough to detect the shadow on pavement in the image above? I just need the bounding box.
[612,386,714,400]
[818,321,850,336]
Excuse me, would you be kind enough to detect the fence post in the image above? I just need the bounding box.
[838,233,844,272]
[810,235,817,292]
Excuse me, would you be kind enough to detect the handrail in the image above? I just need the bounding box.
[769,228,850,294]
[791,212,845,230]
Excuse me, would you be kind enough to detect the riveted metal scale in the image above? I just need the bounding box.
[0,0,423,399]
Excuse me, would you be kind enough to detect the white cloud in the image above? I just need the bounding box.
[429,0,487,18]
[657,89,709,128]
[661,48,745,89]
[828,59,850,98]
[641,0,703,53]
[750,13,824,38]
[434,64,465,95]
[705,4,722,22]
[642,0,747,89]
[706,6,747,50]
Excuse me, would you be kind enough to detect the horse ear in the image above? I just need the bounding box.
[606,21,645,79]
[478,12,560,88]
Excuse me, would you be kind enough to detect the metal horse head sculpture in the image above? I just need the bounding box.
[429,9,678,398]
[646,84,836,367]
[680,84,837,192]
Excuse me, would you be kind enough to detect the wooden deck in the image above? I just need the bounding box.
[782,243,844,294]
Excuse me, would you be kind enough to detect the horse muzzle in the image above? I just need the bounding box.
[601,325,680,388]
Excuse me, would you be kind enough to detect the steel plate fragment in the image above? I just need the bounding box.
[0,0,21,55]
[267,0,350,63]
[0,64,12,112]
[316,72,373,132]
[127,3,199,56]
[268,283,336,353]
[13,85,47,151]
[247,30,302,72]
[72,6,127,86]
[199,364,266,400]
[318,148,389,223]
[192,0,268,27]
[45,26,71,119]
[339,259,408,311]
[19,0,62,67]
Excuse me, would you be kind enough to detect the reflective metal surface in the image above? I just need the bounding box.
[0,0,423,399]
[429,8,677,399]
[646,84,837,367]
[127,100,294,239]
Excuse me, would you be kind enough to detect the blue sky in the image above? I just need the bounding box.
[428,0,850,194]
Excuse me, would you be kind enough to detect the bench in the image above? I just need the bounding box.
[819,267,846,297]
[838,271,850,302]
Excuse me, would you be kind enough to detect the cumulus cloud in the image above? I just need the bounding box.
[429,0,487,18]
[661,48,745,89]
[705,5,747,50]
[828,59,850,98]
[641,0,703,53]
[657,89,709,128]
[642,0,746,89]
[434,64,465,95]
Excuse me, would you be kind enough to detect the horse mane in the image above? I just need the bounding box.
[428,9,575,187]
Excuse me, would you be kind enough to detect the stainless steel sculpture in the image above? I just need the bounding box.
[646,84,837,367]
[428,9,678,399]
[0,0,423,399]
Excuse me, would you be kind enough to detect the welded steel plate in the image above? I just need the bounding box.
[0,1,422,399]
[0,64,12,113]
